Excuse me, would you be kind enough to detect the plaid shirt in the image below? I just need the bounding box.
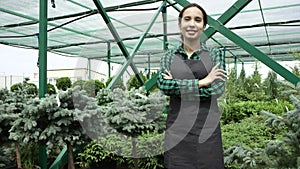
[157,44,226,98]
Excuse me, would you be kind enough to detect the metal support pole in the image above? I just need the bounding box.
[162,1,168,51]
[148,53,151,79]
[38,0,48,168]
[107,41,111,78]
[88,58,91,80]
[234,56,237,71]
[234,55,238,79]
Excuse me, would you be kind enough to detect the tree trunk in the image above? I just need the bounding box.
[15,142,22,169]
[132,137,138,169]
[67,143,75,169]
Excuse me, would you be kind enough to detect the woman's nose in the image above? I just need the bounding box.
[189,20,195,27]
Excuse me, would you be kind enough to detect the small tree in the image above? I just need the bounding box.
[126,72,148,90]
[51,86,100,169]
[98,87,166,169]
[263,71,278,100]
[106,76,126,90]
[9,86,96,169]
[291,65,300,77]
[11,79,38,96]
[56,77,72,91]
[2,81,37,168]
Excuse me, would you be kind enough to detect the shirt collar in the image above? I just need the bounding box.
[175,42,209,59]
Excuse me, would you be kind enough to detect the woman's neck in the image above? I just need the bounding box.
[183,40,200,57]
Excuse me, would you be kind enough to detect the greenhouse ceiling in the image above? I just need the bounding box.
[0,0,300,70]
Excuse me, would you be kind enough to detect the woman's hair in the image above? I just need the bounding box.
[178,3,207,27]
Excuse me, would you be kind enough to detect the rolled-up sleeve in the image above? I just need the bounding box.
[157,47,226,98]
[157,51,199,96]
[199,47,226,97]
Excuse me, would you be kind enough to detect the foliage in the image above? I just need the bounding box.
[83,80,105,97]
[72,79,106,97]
[56,77,72,91]
[262,71,278,99]
[76,136,128,168]
[0,146,12,168]
[0,88,15,144]
[292,65,300,76]
[100,87,166,137]
[93,87,166,168]
[19,142,39,169]
[224,82,300,168]
[0,81,36,145]
[10,79,38,96]
[222,115,277,151]
[106,76,126,90]
[225,64,270,102]
[126,72,148,90]
[72,80,86,89]
[221,100,293,124]
[94,80,105,93]
[8,86,99,168]
[9,94,59,144]
[47,83,57,95]
[49,86,95,146]
[1,81,38,168]
[77,131,165,169]
[96,88,113,106]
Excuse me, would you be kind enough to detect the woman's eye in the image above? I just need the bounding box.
[196,18,202,22]
[184,17,191,21]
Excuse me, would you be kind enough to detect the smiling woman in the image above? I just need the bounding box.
[157,3,227,169]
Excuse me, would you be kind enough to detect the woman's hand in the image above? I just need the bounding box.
[162,70,173,80]
[198,63,227,87]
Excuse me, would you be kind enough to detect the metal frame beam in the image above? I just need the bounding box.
[93,0,146,88]
[201,0,252,42]
[93,0,166,89]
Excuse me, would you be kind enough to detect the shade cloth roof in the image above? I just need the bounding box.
[0,0,299,69]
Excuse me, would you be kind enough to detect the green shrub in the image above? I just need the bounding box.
[83,80,105,97]
[223,82,300,169]
[126,72,148,90]
[10,81,38,96]
[47,83,56,95]
[222,115,281,169]
[77,132,165,169]
[221,100,294,124]
[106,76,125,90]
[72,80,86,89]
[56,77,72,91]
[222,115,278,151]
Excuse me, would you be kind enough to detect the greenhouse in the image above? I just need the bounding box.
[0,0,299,169]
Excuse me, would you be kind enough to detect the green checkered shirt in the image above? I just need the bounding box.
[157,44,226,98]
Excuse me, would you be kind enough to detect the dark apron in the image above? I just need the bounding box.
[164,50,224,169]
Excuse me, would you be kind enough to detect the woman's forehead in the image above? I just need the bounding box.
[182,7,204,17]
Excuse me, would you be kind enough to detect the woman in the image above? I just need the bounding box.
[157,3,227,169]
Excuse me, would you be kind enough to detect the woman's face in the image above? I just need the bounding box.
[179,7,205,42]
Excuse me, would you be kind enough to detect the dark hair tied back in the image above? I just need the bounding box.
[178,3,207,27]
